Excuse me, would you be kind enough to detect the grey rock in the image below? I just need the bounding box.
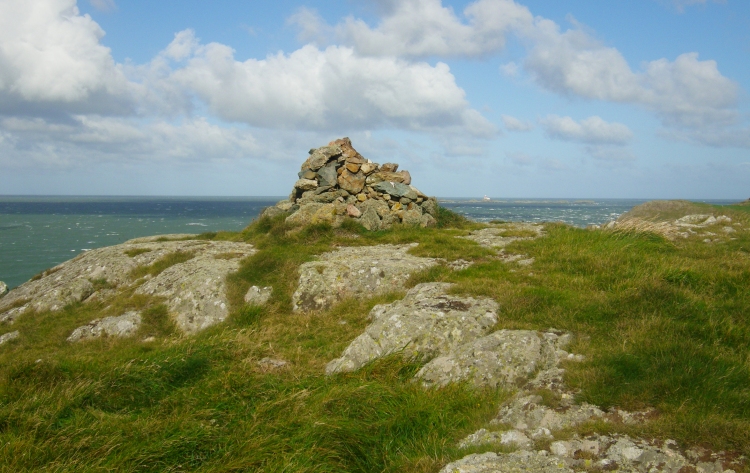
[359,207,381,231]
[439,451,573,473]
[401,209,423,226]
[380,163,399,172]
[493,394,605,432]
[0,237,240,323]
[244,286,273,305]
[461,223,544,249]
[372,181,417,200]
[416,330,555,389]
[134,241,255,333]
[302,145,342,171]
[0,330,19,346]
[317,162,339,188]
[458,428,532,450]
[421,198,438,217]
[285,203,324,227]
[293,244,438,312]
[299,169,317,180]
[260,200,295,219]
[0,281,7,298]
[356,198,390,217]
[326,282,497,374]
[67,311,141,342]
[420,213,437,228]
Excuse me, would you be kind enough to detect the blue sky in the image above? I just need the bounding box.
[1,0,748,198]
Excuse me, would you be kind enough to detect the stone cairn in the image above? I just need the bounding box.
[261,138,439,230]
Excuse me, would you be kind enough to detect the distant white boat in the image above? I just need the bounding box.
[483,195,491,201]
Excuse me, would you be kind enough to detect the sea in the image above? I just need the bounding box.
[0,196,737,290]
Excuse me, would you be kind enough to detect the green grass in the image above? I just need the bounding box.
[1,202,749,471]
[129,251,196,279]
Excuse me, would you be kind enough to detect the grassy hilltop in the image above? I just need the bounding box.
[0,201,749,472]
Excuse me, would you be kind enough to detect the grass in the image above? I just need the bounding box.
[129,251,196,280]
[1,202,749,471]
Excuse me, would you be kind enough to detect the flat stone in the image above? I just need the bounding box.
[461,223,545,249]
[294,178,318,191]
[372,181,417,200]
[244,286,273,305]
[0,330,19,346]
[345,162,361,173]
[299,170,317,180]
[326,282,498,374]
[293,244,438,313]
[360,162,378,175]
[439,451,573,473]
[337,169,366,194]
[380,163,399,172]
[67,311,141,342]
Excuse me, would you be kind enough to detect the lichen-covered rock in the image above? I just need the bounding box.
[67,311,141,342]
[0,330,19,346]
[416,330,554,389]
[439,451,573,473]
[326,282,498,374]
[338,168,366,194]
[293,244,438,312]
[244,286,273,305]
[301,145,342,171]
[134,241,255,333]
[285,203,325,226]
[458,428,533,450]
[294,178,318,191]
[493,394,606,433]
[0,281,7,298]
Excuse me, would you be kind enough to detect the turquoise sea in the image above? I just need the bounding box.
[0,196,737,290]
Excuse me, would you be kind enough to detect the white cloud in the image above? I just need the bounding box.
[287,7,331,45]
[331,0,533,58]
[540,115,633,145]
[502,115,534,132]
[165,31,495,136]
[0,0,132,113]
[523,19,741,142]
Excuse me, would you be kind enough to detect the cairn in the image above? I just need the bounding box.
[261,138,438,230]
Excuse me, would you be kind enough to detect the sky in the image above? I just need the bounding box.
[0,0,748,199]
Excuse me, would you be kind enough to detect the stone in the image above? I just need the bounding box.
[373,181,418,200]
[293,244,438,313]
[493,394,605,433]
[0,281,6,298]
[381,163,399,172]
[337,169,366,194]
[398,170,412,185]
[367,171,411,185]
[360,162,378,175]
[391,202,403,211]
[356,193,367,202]
[458,428,533,450]
[0,238,252,326]
[401,209,423,226]
[345,162,361,173]
[286,203,324,226]
[439,451,573,473]
[311,202,346,226]
[301,145,342,171]
[416,330,557,389]
[326,282,498,374]
[257,357,288,370]
[461,223,545,249]
[360,208,381,231]
[329,137,361,160]
[316,162,338,188]
[421,198,438,217]
[346,204,361,218]
[67,311,141,342]
[294,178,318,191]
[420,214,437,228]
[244,286,273,305]
[299,170,317,180]
[0,330,19,346]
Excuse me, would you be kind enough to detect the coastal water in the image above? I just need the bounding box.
[0,196,737,290]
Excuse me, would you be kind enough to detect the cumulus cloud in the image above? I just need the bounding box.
[540,115,633,145]
[165,30,495,136]
[0,0,132,114]
[523,19,741,142]
[328,0,533,58]
[502,115,534,132]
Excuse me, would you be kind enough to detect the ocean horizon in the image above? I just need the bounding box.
[0,196,741,290]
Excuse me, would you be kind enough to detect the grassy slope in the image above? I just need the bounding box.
[0,202,749,472]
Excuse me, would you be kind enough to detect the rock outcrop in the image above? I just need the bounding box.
[326,282,498,374]
[261,138,438,230]
[67,311,142,342]
[0,330,19,346]
[0,281,7,298]
[292,244,439,312]
[0,237,255,334]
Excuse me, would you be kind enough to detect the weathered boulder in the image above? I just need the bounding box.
[439,451,573,473]
[337,168,366,194]
[0,237,255,334]
[0,330,19,346]
[493,394,605,433]
[67,311,141,343]
[301,145,342,171]
[244,286,273,305]
[316,162,338,188]
[0,281,7,298]
[293,244,439,312]
[326,282,498,374]
[285,203,325,226]
[372,181,417,200]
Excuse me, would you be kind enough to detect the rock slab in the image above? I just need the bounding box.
[292,244,439,312]
[0,330,19,346]
[67,311,142,342]
[326,282,498,374]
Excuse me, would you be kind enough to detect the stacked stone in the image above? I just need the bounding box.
[262,138,438,230]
